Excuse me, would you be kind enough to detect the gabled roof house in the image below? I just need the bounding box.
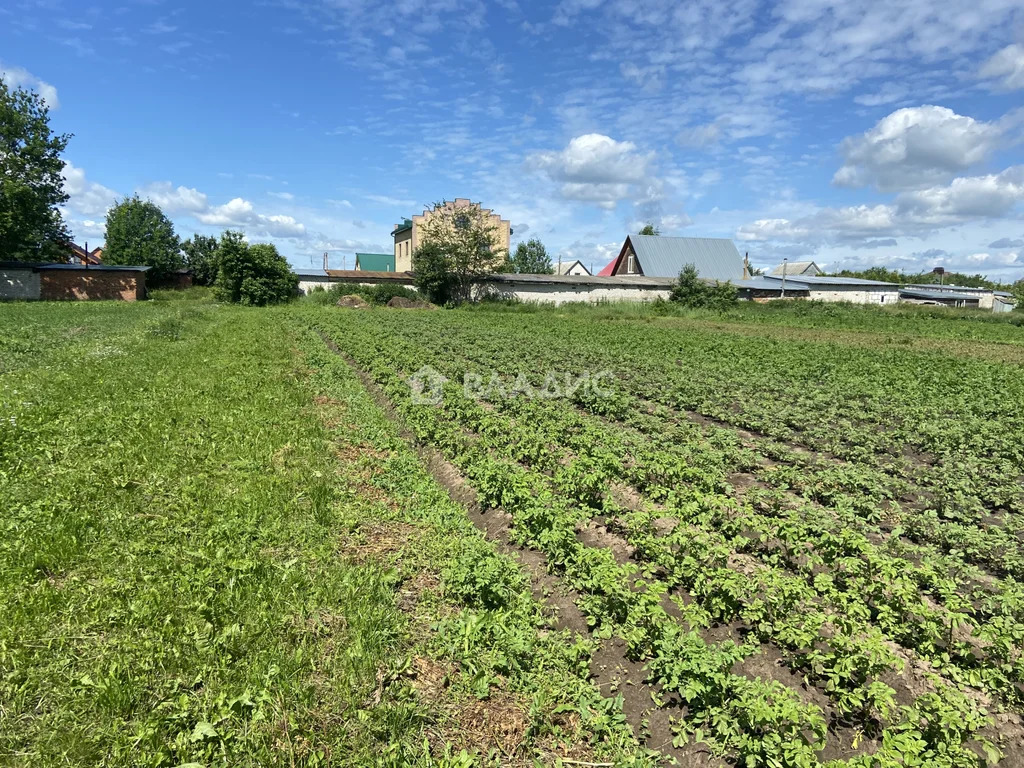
[609,235,747,281]
[770,260,822,277]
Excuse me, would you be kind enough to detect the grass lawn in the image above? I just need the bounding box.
[0,296,647,767]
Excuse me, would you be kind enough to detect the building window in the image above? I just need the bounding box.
[627,251,636,274]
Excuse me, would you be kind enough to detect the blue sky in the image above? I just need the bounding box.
[3,0,1024,280]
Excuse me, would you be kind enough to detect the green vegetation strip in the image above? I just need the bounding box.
[0,298,649,767]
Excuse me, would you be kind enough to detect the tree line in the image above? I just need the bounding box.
[1,78,296,305]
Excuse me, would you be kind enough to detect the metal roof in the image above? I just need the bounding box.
[769,261,821,276]
[391,218,413,236]
[355,252,395,272]
[900,288,980,301]
[737,276,811,291]
[628,235,745,281]
[34,263,150,272]
[554,259,590,275]
[904,283,1012,297]
[758,274,898,287]
[294,268,329,277]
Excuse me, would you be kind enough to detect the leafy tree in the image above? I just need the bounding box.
[0,80,72,261]
[1012,279,1024,312]
[181,233,219,285]
[411,241,456,304]
[214,231,297,306]
[669,263,737,309]
[638,223,660,236]
[412,200,506,303]
[104,195,183,281]
[832,266,1008,290]
[505,238,553,274]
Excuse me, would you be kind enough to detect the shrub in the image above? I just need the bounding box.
[214,232,297,306]
[670,264,738,310]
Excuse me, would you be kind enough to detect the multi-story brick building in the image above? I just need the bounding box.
[391,198,511,272]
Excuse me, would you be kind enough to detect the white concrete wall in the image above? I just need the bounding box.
[297,276,333,295]
[0,267,40,300]
[483,281,671,306]
[807,287,899,305]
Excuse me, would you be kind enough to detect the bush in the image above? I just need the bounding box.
[307,283,423,306]
[214,232,297,306]
[669,264,738,310]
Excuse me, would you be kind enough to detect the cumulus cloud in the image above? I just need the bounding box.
[739,167,1024,248]
[833,106,1002,192]
[981,44,1024,90]
[138,182,208,214]
[0,63,59,108]
[196,197,306,237]
[62,162,118,217]
[894,166,1024,224]
[528,133,654,209]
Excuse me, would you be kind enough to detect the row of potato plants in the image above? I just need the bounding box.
[389,310,1024,588]
[387,320,1024,716]
[304,309,1011,767]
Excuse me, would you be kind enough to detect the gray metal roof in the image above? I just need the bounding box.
[900,288,980,301]
[904,283,1012,297]
[759,274,898,287]
[294,268,329,277]
[629,235,744,281]
[737,277,811,291]
[769,261,821,276]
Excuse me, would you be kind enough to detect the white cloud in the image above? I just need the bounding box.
[0,63,59,108]
[196,197,306,238]
[739,167,1024,247]
[62,162,118,218]
[894,166,1024,225]
[268,191,295,200]
[528,133,654,209]
[833,106,1002,192]
[138,181,208,214]
[981,44,1024,90]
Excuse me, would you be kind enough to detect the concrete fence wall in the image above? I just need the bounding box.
[0,266,41,300]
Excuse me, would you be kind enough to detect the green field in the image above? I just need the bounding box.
[3,293,1024,767]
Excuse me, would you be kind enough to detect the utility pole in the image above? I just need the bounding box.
[780,258,788,298]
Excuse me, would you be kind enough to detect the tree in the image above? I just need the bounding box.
[410,241,456,304]
[214,231,297,306]
[669,263,738,309]
[412,200,506,303]
[638,223,660,236]
[104,195,182,281]
[505,238,553,274]
[181,233,219,286]
[0,80,72,261]
[1012,279,1024,312]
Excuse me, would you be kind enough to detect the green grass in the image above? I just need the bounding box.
[0,296,650,767]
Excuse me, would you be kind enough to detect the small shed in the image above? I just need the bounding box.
[355,253,396,272]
